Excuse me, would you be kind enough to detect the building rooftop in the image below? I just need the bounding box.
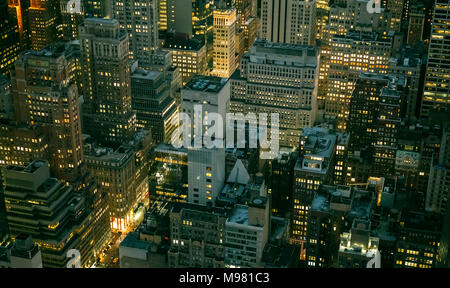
[347,189,373,220]
[120,232,151,251]
[85,147,131,163]
[295,127,337,174]
[6,160,47,174]
[163,35,204,51]
[227,205,249,226]
[301,127,337,158]
[170,202,230,218]
[311,193,330,212]
[131,69,162,82]
[184,75,228,93]
[218,183,246,206]
[251,39,317,57]
[247,40,317,68]
[262,243,299,268]
[333,30,391,44]
[22,41,77,59]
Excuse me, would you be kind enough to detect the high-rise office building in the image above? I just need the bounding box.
[372,79,405,177]
[316,0,329,40]
[212,8,237,78]
[394,211,441,268]
[161,0,214,53]
[387,0,404,32]
[388,48,423,119]
[420,0,450,118]
[27,0,61,50]
[112,0,158,66]
[407,2,426,45]
[305,189,334,268]
[6,0,62,51]
[0,76,14,119]
[82,0,111,18]
[162,35,208,85]
[5,42,111,262]
[85,131,151,233]
[230,40,318,147]
[396,120,445,203]
[347,73,406,176]
[10,44,84,183]
[61,0,85,40]
[348,74,392,153]
[338,219,379,268]
[7,0,31,48]
[0,123,48,168]
[181,75,230,142]
[225,197,271,268]
[325,31,391,130]
[148,143,188,202]
[187,147,226,206]
[233,0,258,56]
[79,18,136,148]
[3,160,94,268]
[292,127,336,258]
[131,67,178,144]
[317,0,390,106]
[158,0,169,32]
[0,0,20,77]
[267,152,298,217]
[260,0,316,46]
[425,123,450,214]
[168,203,228,268]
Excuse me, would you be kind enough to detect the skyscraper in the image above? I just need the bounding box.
[0,0,20,77]
[131,67,178,144]
[5,42,111,263]
[181,76,229,206]
[347,73,406,176]
[292,127,337,259]
[212,7,237,78]
[61,0,85,40]
[3,160,94,268]
[27,0,61,50]
[225,198,271,268]
[0,76,14,119]
[168,203,228,268]
[10,43,84,183]
[425,123,450,214]
[230,40,318,147]
[83,0,111,18]
[420,0,450,118]
[163,35,208,85]
[79,18,136,148]
[113,0,159,67]
[260,0,316,46]
[407,2,426,45]
[325,31,391,130]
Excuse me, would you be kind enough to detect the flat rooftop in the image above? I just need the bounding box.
[301,127,337,158]
[131,69,162,81]
[311,194,330,212]
[251,39,317,57]
[184,75,228,93]
[120,232,150,251]
[227,205,249,226]
[6,160,47,174]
